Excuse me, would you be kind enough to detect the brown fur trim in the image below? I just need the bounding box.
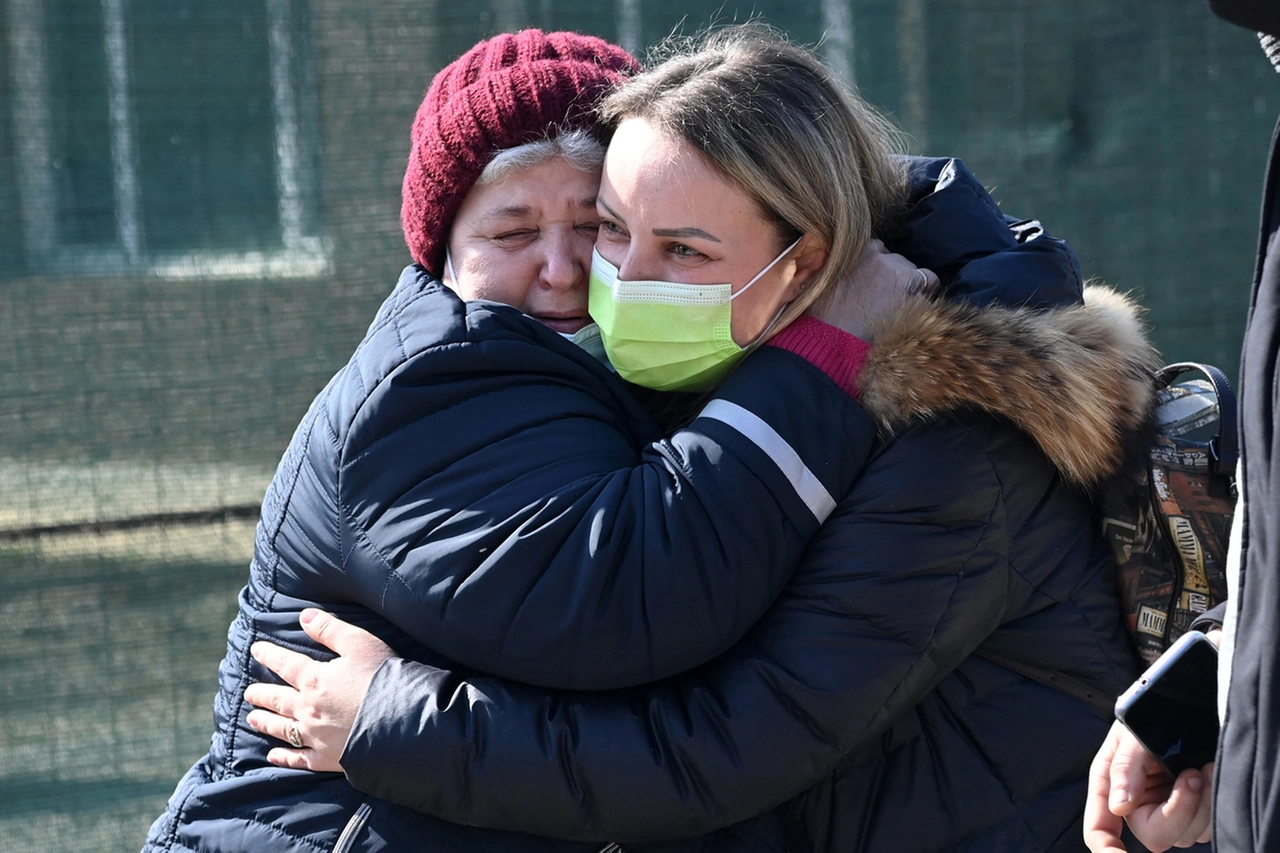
[856,285,1162,486]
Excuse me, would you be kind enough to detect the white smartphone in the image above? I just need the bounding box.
[1114,630,1220,777]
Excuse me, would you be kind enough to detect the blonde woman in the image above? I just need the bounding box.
[147,28,941,853]
[247,25,1154,853]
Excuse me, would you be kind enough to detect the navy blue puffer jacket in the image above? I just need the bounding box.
[337,162,1155,852]
[144,158,1143,853]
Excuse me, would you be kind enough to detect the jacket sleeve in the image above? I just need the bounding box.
[890,156,1083,310]
[325,293,877,692]
[1190,602,1228,631]
[340,420,1025,841]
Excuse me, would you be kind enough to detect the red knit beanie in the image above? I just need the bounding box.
[401,30,640,275]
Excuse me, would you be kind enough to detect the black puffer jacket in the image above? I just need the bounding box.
[144,158,1133,853]
[143,247,872,853]
[337,179,1157,848]
[342,291,1154,853]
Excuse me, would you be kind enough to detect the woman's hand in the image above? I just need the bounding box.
[810,239,939,341]
[244,609,394,772]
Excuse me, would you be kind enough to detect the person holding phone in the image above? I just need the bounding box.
[1084,1,1280,850]
[1085,627,1223,853]
[1113,632,1221,782]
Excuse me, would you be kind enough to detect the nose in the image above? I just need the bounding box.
[616,248,654,283]
[540,229,589,292]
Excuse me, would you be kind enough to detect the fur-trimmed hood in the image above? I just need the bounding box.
[858,285,1161,486]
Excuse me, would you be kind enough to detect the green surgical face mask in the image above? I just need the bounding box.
[587,238,801,392]
[559,324,609,365]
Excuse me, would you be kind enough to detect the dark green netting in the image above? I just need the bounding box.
[1,1,1275,849]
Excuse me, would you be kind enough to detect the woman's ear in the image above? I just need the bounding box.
[782,235,829,302]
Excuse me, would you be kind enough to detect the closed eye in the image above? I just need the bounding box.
[492,229,538,247]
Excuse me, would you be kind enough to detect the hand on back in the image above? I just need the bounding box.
[809,239,939,342]
[244,609,395,773]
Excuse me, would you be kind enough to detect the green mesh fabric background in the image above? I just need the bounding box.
[0,1,1275,850]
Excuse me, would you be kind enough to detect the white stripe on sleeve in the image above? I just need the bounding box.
[696,398,837,523]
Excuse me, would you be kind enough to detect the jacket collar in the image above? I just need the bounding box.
[857,285,1160,486]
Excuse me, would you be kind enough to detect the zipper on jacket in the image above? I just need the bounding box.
[333,802,372,853]
[597,844,624,853]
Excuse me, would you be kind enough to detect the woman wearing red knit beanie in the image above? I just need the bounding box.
[227,23,1155,853]
[399,28,637,279]
[144,27,927,853]
[133,16,1160,853]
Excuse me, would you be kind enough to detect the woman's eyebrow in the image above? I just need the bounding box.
[478,204,534,223]
[597,197,626,223]
[481,197,596,222]
[598,198,721,242]
[652,226,721,242]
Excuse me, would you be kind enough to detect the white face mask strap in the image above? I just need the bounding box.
[444,249,458,286]
[730,236,804,301]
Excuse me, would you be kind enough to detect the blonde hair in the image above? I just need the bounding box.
[600,24,908,334]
